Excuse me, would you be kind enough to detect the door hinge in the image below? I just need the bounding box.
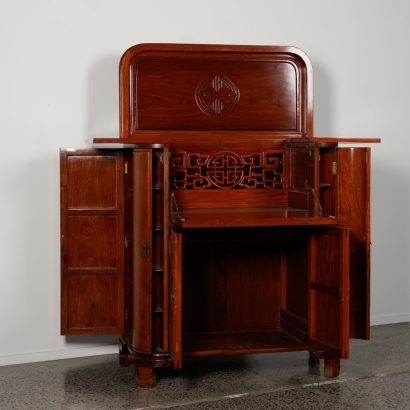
[364,152,367,163]
[124,236,128,247]
[124,162,128,173]
[159,154,164,164]
[332,162,338,174]
[125,308,128,320]
[171,294,175,309]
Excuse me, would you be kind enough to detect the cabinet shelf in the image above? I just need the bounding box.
[182,330,308,356]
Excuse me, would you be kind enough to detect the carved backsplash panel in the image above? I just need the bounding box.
[170,151,284,189]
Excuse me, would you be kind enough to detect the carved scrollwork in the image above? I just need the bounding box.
[169,151,284,189]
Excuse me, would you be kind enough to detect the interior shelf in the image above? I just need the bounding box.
[170,207,337,228]
[182,330,308,356]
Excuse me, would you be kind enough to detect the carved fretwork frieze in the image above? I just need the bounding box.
[169,151,284,189]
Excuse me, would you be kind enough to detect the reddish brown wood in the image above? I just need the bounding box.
[124,149,134,334]
[337,148,371,340]
[170,228,182,369]
[182,330,308,356]
[162,148,170,352]
[173,190,289,210]
[132,149,152,354]
[170,207,337,228]
[138,368,157,388]
[308,227,350,359]
[324,356,341,377]
[319,148,336,216]
[312,137,381,143]
[308,350,340,377]
[60,149,124,336]
[226,241,281,330]
[119,44,313,139]
[61,44,380,387]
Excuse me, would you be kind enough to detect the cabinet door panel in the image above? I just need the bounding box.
[170,228,182,369]
[336,148,371,340]
[60,149,124,335]
[308,227,349,359]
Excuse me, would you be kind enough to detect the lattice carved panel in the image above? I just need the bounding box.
[169,151,284,189]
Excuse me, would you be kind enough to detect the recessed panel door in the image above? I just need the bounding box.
[60,148,124,335]
[308,227,350,359]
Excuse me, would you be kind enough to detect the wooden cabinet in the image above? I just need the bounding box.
[60,44,380,387]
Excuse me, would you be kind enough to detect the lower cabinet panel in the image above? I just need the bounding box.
[67,275,119,330]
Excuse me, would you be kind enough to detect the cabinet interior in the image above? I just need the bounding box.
[180,227,310,356]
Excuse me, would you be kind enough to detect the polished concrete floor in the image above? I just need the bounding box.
[1,323,410,409]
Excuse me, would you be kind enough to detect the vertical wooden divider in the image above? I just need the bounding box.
[132,149,152,354]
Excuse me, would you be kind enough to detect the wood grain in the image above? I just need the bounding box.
[337,148,371,340]
[132,149,152,354]
[60,149,124,336]
[170,228,182,369]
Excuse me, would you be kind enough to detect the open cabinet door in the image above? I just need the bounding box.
[60,149,124,335]
[336,148,371,340]
[308,227,349,359]
[170,228,182,369]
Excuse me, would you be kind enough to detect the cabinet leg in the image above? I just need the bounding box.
[309,350,340,378]
[119,339,130,367]
[138,367,157,388]
[324,356,340,378]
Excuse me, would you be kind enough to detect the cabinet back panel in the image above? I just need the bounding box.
[226,241,281,330]
[284,240,308,319]
[182,240,281,333]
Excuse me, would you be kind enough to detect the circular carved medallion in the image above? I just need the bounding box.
[206,152,244,188]
[195,74,240,116]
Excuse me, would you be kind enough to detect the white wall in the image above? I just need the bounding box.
[1,0,409,366]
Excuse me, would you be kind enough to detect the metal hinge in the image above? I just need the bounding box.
[125,236,128,247]
[124,162,128,173]
[332,162,338,174]
[171,294,175,309]
[125,308,128,320]
[364,152,367,163]
[159,154,164,164]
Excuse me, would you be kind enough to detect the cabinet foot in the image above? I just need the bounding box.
[309,350,340,378]
[138,367,157,388]
[324,356,340,378]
